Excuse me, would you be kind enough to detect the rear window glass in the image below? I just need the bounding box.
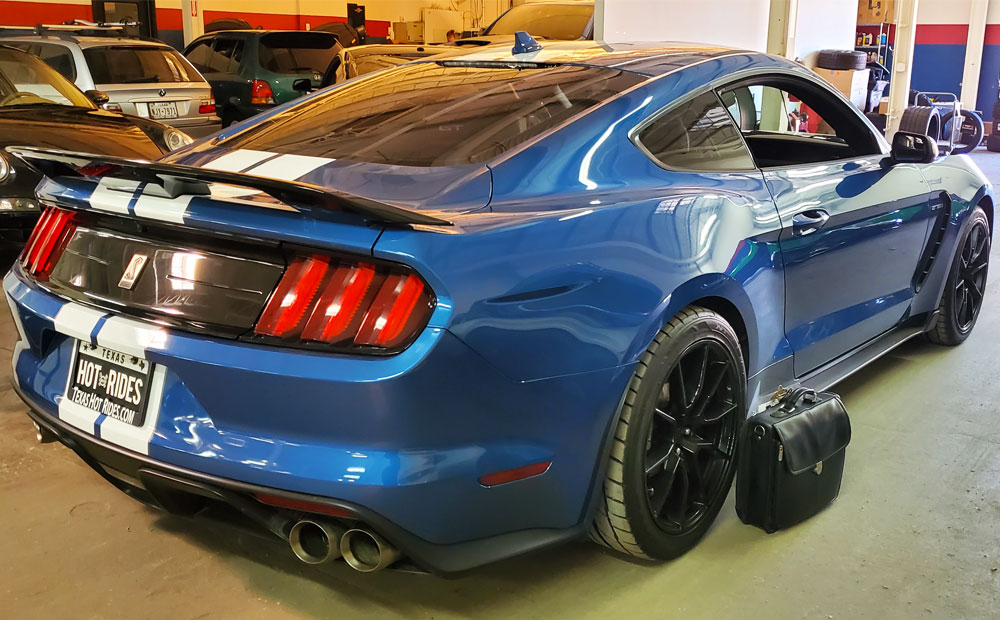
[484,4,593,39]
[83,45,203,84]
[222,62,642,167]
[258,32,339,74]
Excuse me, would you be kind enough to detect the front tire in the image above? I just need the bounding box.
[591,306,746,560]
[928,206,990,345]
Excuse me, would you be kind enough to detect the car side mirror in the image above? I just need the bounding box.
[891,131,939,164]
[292,78,312,94]
[84,89,110,105]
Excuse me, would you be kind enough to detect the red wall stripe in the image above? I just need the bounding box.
[985,24,1000,46]
[0,2,388,38]
[915,24,970,45]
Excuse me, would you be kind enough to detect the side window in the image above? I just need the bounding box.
[635,91,756,172]
[718,78,881,168]
[228,40,244,71]
[185,39,213,72]
[32,43,76,82]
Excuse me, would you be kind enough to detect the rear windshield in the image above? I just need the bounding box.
[222,62,641,167]
[259,32,339,74]
[83,45,203,84]
[484,4,593,39]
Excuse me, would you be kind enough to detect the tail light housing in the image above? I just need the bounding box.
[250,80,275,105]
[253,253,435,353]
[198,98,216,115]
[20,207,79,281]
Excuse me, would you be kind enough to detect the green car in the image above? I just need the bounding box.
[184,30,342,126]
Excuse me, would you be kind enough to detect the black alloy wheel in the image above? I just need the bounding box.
[954,218,990,331]
[644,341,740,535]
[928,206,991,345]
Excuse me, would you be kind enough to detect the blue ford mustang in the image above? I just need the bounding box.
[3,41,992,574]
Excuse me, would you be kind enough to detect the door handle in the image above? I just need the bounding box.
[791,209,830,236]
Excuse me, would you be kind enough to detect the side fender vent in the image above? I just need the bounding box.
[913,192,952,293]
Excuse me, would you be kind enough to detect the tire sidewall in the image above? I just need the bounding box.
[942,208,991,340]
[620,313,747,559]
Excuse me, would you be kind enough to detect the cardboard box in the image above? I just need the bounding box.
[878,98,889,115]
[858,0,895,24]
[814,67,871,110]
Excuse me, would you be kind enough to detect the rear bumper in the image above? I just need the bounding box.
[4,267,629,570]
[19,390,584,575]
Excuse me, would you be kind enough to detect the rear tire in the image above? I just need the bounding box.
[590,306,745,560]
[928,207,990,345]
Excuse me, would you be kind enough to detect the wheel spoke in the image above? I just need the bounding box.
[645,442,675,477]
[672,361,688,411]
[647,452,682,516]
[689,361,728,425]
[702,401,738,426]
[654,406,677,425]
[685,347,710,411]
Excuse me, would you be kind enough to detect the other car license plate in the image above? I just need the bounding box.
[149,101,178,119]
[67,341,152,427]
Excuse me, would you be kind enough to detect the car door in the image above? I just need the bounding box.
[719,75,937,377]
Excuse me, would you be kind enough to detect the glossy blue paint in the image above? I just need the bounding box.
[5,43,994,571]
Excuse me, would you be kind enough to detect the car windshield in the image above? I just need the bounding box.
[259,32,340,74]
[484,4,593,39]
[0,48,93,108]
[83,45,204,84]
[222,62,642,167]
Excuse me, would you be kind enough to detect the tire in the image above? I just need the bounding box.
[987,132,1000,153]
[992,100,1000,121]
[942,110,985,154]
[816,49,867,71]
[865,112,887,134]
[928,207,990,345]
[899,106,941,140]
[590,306,746,561]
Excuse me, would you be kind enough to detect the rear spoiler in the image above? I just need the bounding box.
[7,146,453,227]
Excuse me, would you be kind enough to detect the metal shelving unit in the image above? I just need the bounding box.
[856,22,895,66]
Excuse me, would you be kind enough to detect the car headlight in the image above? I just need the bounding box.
[164,128,194,151]
[0,152,11,183]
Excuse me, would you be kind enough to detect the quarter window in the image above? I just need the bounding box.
[635,91,755,171]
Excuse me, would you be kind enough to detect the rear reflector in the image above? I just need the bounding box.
[20,207,79,281]
[254,493,356,519]
[254,253,434,353]
[478,462,552,487]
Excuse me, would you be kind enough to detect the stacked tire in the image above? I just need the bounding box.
[899,106,941,141]
[987,101,1000,152]
[816,50,868,71]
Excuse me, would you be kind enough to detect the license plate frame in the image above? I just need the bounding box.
[67,341,153,427]
[148,101,178,120]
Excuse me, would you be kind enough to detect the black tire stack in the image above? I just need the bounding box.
[987,101,1000,152]
[816,50,868,71]
[899,106,942,141]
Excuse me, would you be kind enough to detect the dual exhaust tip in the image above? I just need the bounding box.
[288,519,402,572]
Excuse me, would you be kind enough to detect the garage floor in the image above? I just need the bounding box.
[4,153,1000,620]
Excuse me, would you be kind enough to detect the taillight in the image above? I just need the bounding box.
[250,80,275,105]
[199,98,215,114]
[254,254,434,353]
[20,207,79,281]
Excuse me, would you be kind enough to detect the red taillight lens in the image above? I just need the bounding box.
[20,207,78,281]
[250,80,275,105]
[254,254,434,353]
[198,98,216,114]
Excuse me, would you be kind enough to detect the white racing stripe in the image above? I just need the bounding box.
[247,154,334,181]
[201,149,278,173]
[95,315,169,358]
[98,365,166,455]
[89,177,141,214]
[53,302,105,343]
[132,186,193,224]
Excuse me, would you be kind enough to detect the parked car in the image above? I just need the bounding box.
[5,41,991,575]
[0,25,221,138]
[0,45,174,242]
[183,30,343,126]
[454,0,594,46]
[317,43,452,87]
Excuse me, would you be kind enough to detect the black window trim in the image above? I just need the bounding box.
[628,87,759,174]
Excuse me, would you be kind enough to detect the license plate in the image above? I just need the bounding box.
[68,342,152,427]
[148,101,178,119]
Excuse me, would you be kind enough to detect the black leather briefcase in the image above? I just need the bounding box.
[736,387,851,533]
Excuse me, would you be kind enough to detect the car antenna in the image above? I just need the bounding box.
[511,31,542,55]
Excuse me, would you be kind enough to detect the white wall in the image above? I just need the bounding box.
[794,0,859,66]
[596,0,771,51]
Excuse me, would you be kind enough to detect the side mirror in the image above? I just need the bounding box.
[891,131,939,164]
[84,89,110,105]
[292,78,312,94]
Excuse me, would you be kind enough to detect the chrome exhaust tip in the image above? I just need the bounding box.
[340,528,402,573]
[33,422,55,444]
[289,519,346,564]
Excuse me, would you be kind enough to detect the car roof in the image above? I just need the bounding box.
[75,37,175,49]
[429,40,762,77]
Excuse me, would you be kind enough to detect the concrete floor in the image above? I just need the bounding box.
[5,153,1000,620]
